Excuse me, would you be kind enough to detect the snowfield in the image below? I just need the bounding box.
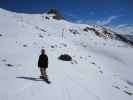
[0,8,133,100]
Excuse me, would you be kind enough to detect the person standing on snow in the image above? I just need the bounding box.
[38,49,48,80]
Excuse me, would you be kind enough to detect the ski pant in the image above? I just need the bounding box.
[40,68,47,78]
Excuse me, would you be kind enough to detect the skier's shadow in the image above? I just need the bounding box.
[16,76,42,81]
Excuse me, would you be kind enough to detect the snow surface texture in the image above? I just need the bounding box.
[0,8,133,100]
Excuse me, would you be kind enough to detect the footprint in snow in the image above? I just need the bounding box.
[123,90,133,96]
[2,59,7,62]
[88,55,91,58]
[91,62,96,65]
[112,85,133,96]
[91,62,104,74]
[51,44,58,48]
[39,34,44,38]
[126,80,133,87]
[71,60,78,64]
[5,64,14,67]
[0,34,3,37]
[23,44,28,47]
[99,70,103,74]
[98,66,101,69]
[2,59,14,67]
[60,43,67,47]
[112,85,121,90]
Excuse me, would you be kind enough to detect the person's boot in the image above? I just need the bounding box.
[40,75,48,80]
[40,76,44,79]
[44,75,48,80]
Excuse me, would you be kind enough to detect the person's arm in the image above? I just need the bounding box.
[47,55,48,64]
[46,55,48,68]
[38,56,41,68]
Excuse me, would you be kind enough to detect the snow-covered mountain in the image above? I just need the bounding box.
[0,8,133,100]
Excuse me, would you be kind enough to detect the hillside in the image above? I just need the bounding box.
[0,8,133,100]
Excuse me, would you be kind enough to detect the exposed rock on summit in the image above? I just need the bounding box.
[47,9,64,20]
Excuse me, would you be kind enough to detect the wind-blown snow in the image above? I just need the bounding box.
[0,8,133,100]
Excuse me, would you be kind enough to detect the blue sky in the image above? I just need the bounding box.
[0,0,133,26]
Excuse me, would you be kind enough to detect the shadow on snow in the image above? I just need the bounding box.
[16,76,51,84]
[16,76,42,81]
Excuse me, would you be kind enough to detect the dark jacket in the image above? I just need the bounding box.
[38,54,48,68]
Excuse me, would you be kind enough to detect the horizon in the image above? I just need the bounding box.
[0,0,133,33]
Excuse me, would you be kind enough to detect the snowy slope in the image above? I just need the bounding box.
[0,8,133,100]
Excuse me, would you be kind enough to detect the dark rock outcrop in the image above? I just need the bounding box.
[58,54,72,61]
[83,27,114,39]
[69,29,80,35]
[45,16,50,20]
[115,34,133,46]
[47,9,64,20]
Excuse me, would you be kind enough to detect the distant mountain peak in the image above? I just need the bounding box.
[47,8,64,20]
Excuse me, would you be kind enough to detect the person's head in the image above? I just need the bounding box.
[41,49,45,54]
